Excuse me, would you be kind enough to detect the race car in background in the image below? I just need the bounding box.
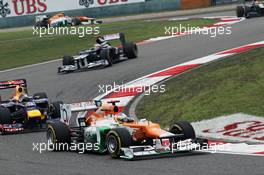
[34,12,103,28]
[57,33,138,74]
[237,0,264,18]
[47,100,208,160]
[0,79,62,134]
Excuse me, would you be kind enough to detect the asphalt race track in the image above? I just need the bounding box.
[0,11,264,175]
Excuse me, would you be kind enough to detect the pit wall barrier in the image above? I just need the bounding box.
[0,0,240,29]
[181,0,211,10]
[0,0,181,28]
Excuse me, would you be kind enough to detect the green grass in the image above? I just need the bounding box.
[136,46,264,127]
[0,19,215,70]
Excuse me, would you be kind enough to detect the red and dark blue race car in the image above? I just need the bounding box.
[0,79,62,134]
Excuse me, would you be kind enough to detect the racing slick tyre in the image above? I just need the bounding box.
[123,42,138,59]
[49,101,63,119]
[236,6,245,17]
[0,107,11,124]
[106,128,133,158]
[34,21,42,28]
[169,121,196,140]
[63,55,75,66]
[34,21,48,28]
[100,49,113,67]
[47,122,71,151]
[72,18,82,26]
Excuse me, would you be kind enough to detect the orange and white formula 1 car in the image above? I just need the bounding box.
[47,100,208,160]
[34,12,102,28]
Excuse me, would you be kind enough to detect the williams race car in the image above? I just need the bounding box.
[57,33,138,74]
[47,100,208,160]
[34,12,103,28]
[0,79,62,134]
[237,0,264,18]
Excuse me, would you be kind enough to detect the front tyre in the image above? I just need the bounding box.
[63,55,75,66]
[72,18,82,26]
[169,121,196,140]
[106,128,132,158]
[100,49,113,67]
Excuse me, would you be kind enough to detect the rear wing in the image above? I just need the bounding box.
[103,33,126,45]
[0,79,27,91]
[60,100,101,125]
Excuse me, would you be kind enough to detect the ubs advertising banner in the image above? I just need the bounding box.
[0,0,145,18]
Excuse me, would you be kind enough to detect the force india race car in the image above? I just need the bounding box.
[34,12,103,28]
[0,79,62,134]
[57,33,138,74]
[237,0,264,18]
[47,100,208,160]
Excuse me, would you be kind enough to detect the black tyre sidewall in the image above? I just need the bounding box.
[0,107,11,124]
[170,121,196,140]
[123,42,138,59]
[100,49,113,67]
[63,55,75,66]
[106,128,132,158]
[47,122,71,151]
[236,6,244,17]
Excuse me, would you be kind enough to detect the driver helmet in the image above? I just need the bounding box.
[115,113,130,123]
[13,85,25,101]
[96,36,106,45]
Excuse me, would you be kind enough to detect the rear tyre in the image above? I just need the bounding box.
[169,121,196,140]
[0,107,11,124]
[47,122,71,151]
[123,42,138,59]
[63,55,75,66]
[100,49,113,67]
[106,128,132,158]
[236,6,244,17]
[49,101,63,119]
